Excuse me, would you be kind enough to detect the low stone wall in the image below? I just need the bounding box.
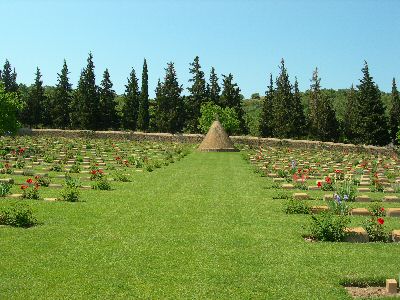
[18,128,396,156]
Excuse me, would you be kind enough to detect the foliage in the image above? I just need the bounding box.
[368,203,386,217]
[122,68,140,130]
[309,212,350,242]
[283,198,310,214]
[52,60,72,128]
[21,180,41,200]
[259,74,274,137]
[0,182,12,197]
[198,102,240,135]
[390,78,400,144]
[35,175,51,187]
[0,202,37,228]
[364,217,388,242]
[92,177,111,190]
[1,59,18,93]
[326,194,350,215]
[137,58,150,131]
[0,82,21,136]
[99,69,118,129]
[335,179,357,202]
[206,67,220,105]
[60,186,80,202]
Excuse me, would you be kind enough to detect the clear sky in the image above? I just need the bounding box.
[1,0,399,97]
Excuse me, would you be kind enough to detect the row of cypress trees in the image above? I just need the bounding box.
[259,60,400,146]
[0,54,247,134]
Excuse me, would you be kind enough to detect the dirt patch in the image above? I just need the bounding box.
[345,286,400,298]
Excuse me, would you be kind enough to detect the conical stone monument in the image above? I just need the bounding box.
[198,120,239,152]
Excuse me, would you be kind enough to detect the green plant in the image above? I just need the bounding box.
[309,212,350,242]
[0,203,37,227]
[283,199,310,214]
[364,217,388,242]
[326,194,350,215]
[336,179,357,202]
[321,177,335,191]
[145,164,154,172]
[21,184,40,200]
[0,182,12,197]
[368,203,386,217]
[198,102,240,135]
[51,163,63,172]
[60,187,80,202]
[69,162,81,173]
[34,175,50,187]
[113,172,131,182]
[65,176,82,188]
[294,182,308,190]
[92,178,111,190]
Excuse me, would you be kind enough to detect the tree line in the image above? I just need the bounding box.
[0,55,399,146]
[0,54,247,135]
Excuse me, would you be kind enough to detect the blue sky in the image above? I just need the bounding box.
[1,0,399,97]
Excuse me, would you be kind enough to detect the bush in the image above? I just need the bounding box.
[327,194,351,215]
[113,172,131,182]
[0,203,37,228]
[368,203,386,217]
[65,175,82,188]
[0,182,12,197]
[60,187,80,202]
[364,217,388,242]
[336,179,357,202]
[283,198,310,214]
[92,178,111,190]
[0,83,21,136]
[309,212,350,242]
[21,184,40,200]
[34,175,50,187]
[198,102,240,135]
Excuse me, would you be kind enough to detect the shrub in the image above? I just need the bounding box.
[283,199,310,214]
[364,217,388,242]
[0,182,12,197]
[326,194,350,215]
[20,181,40,200]
[198,102,240,135]
[65,175,82,188]
[368,203,386,217]
[0,203,37,228]
[92,178,111,190]
[113,172,131,182]
[309,212,350,242]
[34,175,50,187]
[69,162,81,173]
[51,163,63,172]
[321,176,335,191]
[60,187,80,202]
[145,164,154,172]
[90,169,104,180]
[336,179,357,202]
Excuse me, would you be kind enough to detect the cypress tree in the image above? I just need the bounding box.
[70,53,100,130]
[389,78,400,144]
[343,85,358,143]
[99,69,117,129]
[137,59,150,131]
[259,74,274,137]
[122,68,140,130]
[355,61,390,146]
[155,62,184,133]
[2,60,18,93]
[23,67,46,127]
[308,68,338,141]
[207,67,220,105]
[271,59,293,138]
[186,56,207,132]
[220,73,247,134]
[292,77,306,137]
[53,60,72,128]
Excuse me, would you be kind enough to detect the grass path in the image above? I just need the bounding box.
[0,152,398,299]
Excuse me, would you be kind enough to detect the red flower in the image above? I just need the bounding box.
[98,169,103,174]
[35,175,40,179]
[115,157,121,161]
[377,218,384,225]
[26,178,33,184]
[325,177,331,184]
[381,207,385,212]
[91,170,97,175]
[317,182,322,187]
[20,185,28,190]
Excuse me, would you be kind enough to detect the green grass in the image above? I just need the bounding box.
[1,152,400,299]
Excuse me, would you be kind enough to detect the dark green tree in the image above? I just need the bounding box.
[70,52,100,129]
[2,60,18,93]
[259,74,274,137]
[23,67,46,127]
[343,85,358,143]
[122,68,140,130]
[0,82,21,135]
[154,62,184,133]
[307,68,339,141]
[207,67,220,105]
[354,61,390,145]
[53,60,72,128]
[292,77,306,137]
[137,59,150,131]
[271,59,294,138]
[389,78,400,144]
[99,69,118,129]
[186,56,207,132]
[220,73,247,134]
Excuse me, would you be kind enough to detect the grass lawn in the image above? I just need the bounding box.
[1,151,399,299]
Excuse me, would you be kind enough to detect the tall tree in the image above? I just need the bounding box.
[186,56,207,132]
[343,84,358,142]
[122,68,140,130]
[70,52,100,129]
[99,69,117,129]
[207,67,220,105]
[23,67,46,127]
[0,82,21,135]
[137,58,150,131]
[292,77,306,137]
[307,68,339,141]
[2,60,18,93]
[389,78,400,144]
[355,61,390,146]
[259,74,274,137]
[154,62,184,133]
[220,73,247,134]
[53,60,72,128]
[271,59,294,138]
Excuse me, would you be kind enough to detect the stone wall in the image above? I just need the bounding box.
[18,128,396,156]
